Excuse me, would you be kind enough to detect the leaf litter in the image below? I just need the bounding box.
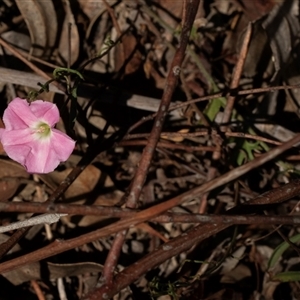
[0,0,300,299]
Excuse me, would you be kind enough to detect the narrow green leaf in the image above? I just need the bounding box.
[268,233,300,269]
[204,97,225,122]
[271,271,300,282]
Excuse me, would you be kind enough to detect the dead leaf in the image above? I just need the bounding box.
[45,165,103,200]
[156,0,183,28]
[114,33,143,75]
[36,0,58,57]
[261,1,299,78]
[85,0,117,40]
[0,160,30,202]
[221,264,251,284]
[239,24,272,78]
[3,261,104,285]
[58,0,80,66]
[161,129,190,142]
[0,234,103,286]
[15,0,47,57]
[78,0,112,20]
[236,0,279,21]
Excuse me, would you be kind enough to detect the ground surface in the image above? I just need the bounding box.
[1,1,300,299]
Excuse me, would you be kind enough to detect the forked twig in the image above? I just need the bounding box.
[99,0,202,289]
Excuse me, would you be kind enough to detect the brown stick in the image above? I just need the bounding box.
[118,139,216,151]
[199,22,252,213]
[124,131,282,146]
[126,82,300,134]
[99,0,202,287]
[0,129,120,259]
[2,201,300,225]
[0,133,299,278]
[0,37,65,92]
[30,280,46,300]
[126,1,200,208]
[221,22,252,131]
[91,180,300,299]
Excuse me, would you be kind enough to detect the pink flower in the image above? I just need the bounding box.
[0,98,75,174]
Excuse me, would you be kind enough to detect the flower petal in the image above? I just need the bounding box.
[1,128,36,166]
[3,98,38,130]
[2,129,75,173]
[3,144,31,167]
[25,140,61,173]
[29,100,60,126]
[0,98,76,174]
[1,128,36,144]
[51,129,76,160]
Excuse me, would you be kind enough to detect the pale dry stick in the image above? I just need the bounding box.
[44,224,53,240]
[99,0,201,287]
[1,132,299,277]
[30,280,46,300]
[0,213,67,234]
[57,278,68,300]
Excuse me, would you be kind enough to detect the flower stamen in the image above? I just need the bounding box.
[35,122,51,138]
